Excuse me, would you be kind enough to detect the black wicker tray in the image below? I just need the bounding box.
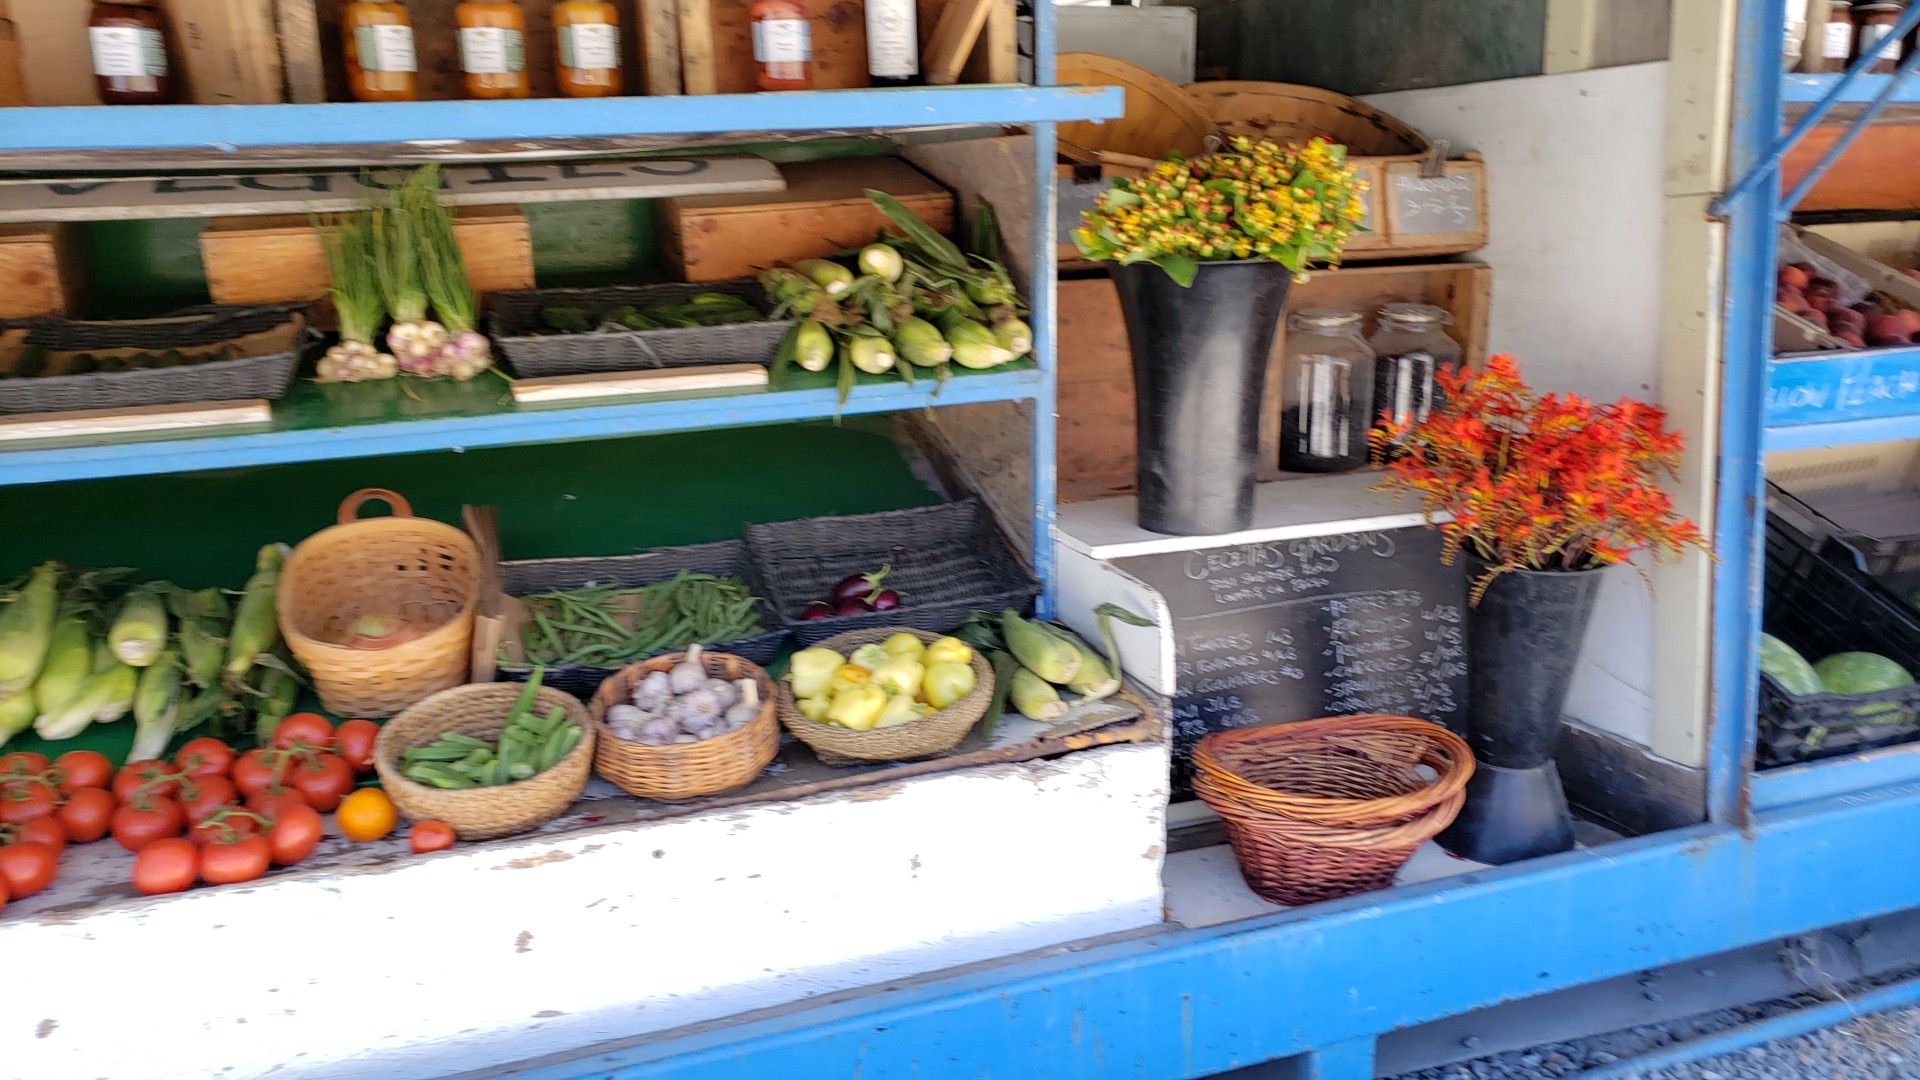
[495,539,788,701]
[0,305,307,415]
[487,280,791,379]
[1758,513,1920,767]
[746,498,1042,646]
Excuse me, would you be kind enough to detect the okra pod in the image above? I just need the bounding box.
[439,732,493,751]
[407,763,478,790]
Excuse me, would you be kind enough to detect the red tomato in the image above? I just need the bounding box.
[333,719,380,774]
[132,837,198,896]
[409,820,456,854]
[0,751,48,777]
[172,738,235,782]
[179,776,239,825]
[230,749,288,800]
[0,875,8,911]
[272,713,335,752]
[52,750,112,794]
[197,834,271,885]
[291,753,355,812]
[188,813,260,846]
[16,815,66,854]
[56,787,115,844]
[111,797,184,853]
[267,803,323,866]
[0,840,57,898]
[0,781,56,825]
[246,789,308,821]
[113,760,179,803]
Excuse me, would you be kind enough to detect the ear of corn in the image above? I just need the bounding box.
[223,544,286,678]
[1001,610,1082,685]
[34,659,136,740]
[109,587,170,668]
[1041,622,1120,700]
[32,616,93,717]
[129,650,185,762]
[0,563,61,696]
[252,662,299,745]
[1009,666,1068,722]
[0,691,34,747]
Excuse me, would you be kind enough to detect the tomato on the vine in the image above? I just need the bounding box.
[189,812,260,847]
[179,776,239,825]
[410,820,456,854]
[230,749,289,800]
[333,719,380,774]
[266,803,323,866]
[291,753,354,812]
[56,787,114,843]
[52,750,112,794]
[246,789,308,821]
[198,834,271,885]
[272,713,334,753]
[0,781,56,825]
[111,797,184,853]
[0,751,48,777]
[16,816,66,854]
[113,760,179,803]
[132,837,197,896]
[0,840,57,898]
[173,738,235,782]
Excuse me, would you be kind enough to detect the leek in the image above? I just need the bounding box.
[0,563,59,696]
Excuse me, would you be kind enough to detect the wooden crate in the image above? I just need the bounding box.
[659,158,954,283]
[0,224,85,320]
[0,0,27,108]
[1055,261,1493,503]
[200,206,534,306]
[170,0,285,104]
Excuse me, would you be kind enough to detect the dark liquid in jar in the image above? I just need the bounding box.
[1280,356,1368,472]
[1371,351,1444,455]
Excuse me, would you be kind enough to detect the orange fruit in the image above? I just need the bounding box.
[335,788,398,843]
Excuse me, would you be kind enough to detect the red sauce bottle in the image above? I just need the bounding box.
[89,0,175,105]
[749,0,812,91]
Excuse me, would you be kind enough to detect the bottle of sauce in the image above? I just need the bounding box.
[750,0,812,91]
[457,1,530,99]
[1855,2,1904,75]
[343,1,418,103]
[89,0,175,105]
[865,0,920,88]
[554,1,622,97]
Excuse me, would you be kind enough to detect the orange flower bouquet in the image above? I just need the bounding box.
[1370,354,1709,601]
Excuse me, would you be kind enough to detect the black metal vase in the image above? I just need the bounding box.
[1438,555,1605,865]
[1110,259,1293,536]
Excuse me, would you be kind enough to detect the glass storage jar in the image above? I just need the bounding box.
[1855,2,1904,74]
[554,1,621,97]
[1279,309,1375,474]
[343,1,417,102]
[457,0,530,99]
[89,0,175,105]
[1367,303,1463,453]
[750,0,812,90]
[1822,1,1856,71]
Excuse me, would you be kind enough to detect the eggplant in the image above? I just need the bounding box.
[800,601,835,621]
[869,590,902,612]
[829,565,891,605]
[833,598,873,617]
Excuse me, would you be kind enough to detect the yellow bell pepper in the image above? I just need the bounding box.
[867,657,925,697]
[875,689,932,729]
[881,632,926,662]
[796,696,832,724]
[788,647,845,700]
[827,685,887,731]
[830,663,872,696]
[848,643,892,671]
[923,660,977,710]
[922,636,974,668]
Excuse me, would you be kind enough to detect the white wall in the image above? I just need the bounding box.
[1364,63,1674,748]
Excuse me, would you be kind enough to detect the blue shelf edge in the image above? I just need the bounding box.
[1752,741,1920,811]
[1764,346,1920,448]
[0,367,1045,486]
[0,86,1124,153]
[1783,72,1920,105]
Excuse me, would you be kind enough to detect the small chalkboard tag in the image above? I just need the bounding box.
[1390,168,1481,236]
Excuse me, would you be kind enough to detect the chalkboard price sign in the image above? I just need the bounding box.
[1116,526,1468,793]
[1391,172,1480,236]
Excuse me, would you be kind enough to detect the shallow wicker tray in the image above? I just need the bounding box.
[775,627,995,763]
[588,649,780,801]
[487,280,791,378]
[1191,714,1474,827]
[0,305,307,415]
[373,681,596,841]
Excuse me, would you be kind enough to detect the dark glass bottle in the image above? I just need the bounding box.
[89,0,175,105]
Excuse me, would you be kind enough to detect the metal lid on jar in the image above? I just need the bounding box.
[1288,308,1364,331]
[1378,303,1452,326]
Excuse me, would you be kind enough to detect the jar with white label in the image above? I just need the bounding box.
[1279,310,1375,474]
[457,0,530,99]
[1855,2,1906,74]
[1367,304,1463,456]
[343,1,418,102]
[554,1,621,97]
[89,0,174,105]
[1821,1,1855,72]
[750,0,812,91]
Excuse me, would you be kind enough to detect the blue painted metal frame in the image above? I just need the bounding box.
[0,86,1122,152]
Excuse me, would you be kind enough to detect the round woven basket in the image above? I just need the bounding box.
[278,489,481,718]
[373,682,595,841]
[1182,81,1430,157]
[1191,715,1474,906]
[775,627,994,763]
[588,650,780,801]
[1058,53,1214,161]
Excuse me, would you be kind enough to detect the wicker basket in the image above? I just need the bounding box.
[747,498,1042,646]
[373,681,595,841]
[775,627,994,763]
[588,650,780,800]
[1192,716,1474,906]
[1057,53,1214,161]
[1183,81,1431,157]
[279,489,482,718]
[487,280,791,379]
[0,305,307,415]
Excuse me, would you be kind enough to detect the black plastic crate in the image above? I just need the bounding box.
[1770,479,1920,608]
[495,540,788,701]
[746,498,1042,646]
[486,280,791,379]
[1758,513,1920,767]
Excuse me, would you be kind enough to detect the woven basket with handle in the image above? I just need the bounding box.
[775,627,994,763]
[373,682,595,841]
[1192,715,1474,906]
[589,649,780,801]
[279,489,481,718]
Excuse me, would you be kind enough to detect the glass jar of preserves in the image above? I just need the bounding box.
[1279,310,1375,474]
[89,0,175,105]
[1367,304,1463,454]
[1855,2,1904,75]
[554,1,621,97]
[343,1,417,102]
[457,1,530,99]
[1821,1,1856,72]
[750,0,812,91]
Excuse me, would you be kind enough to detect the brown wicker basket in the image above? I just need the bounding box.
[279,489,481,718]
[774,627,994,763]
[1192,715,1474,906]
[373,682,595,841]
[588,650,780,801]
